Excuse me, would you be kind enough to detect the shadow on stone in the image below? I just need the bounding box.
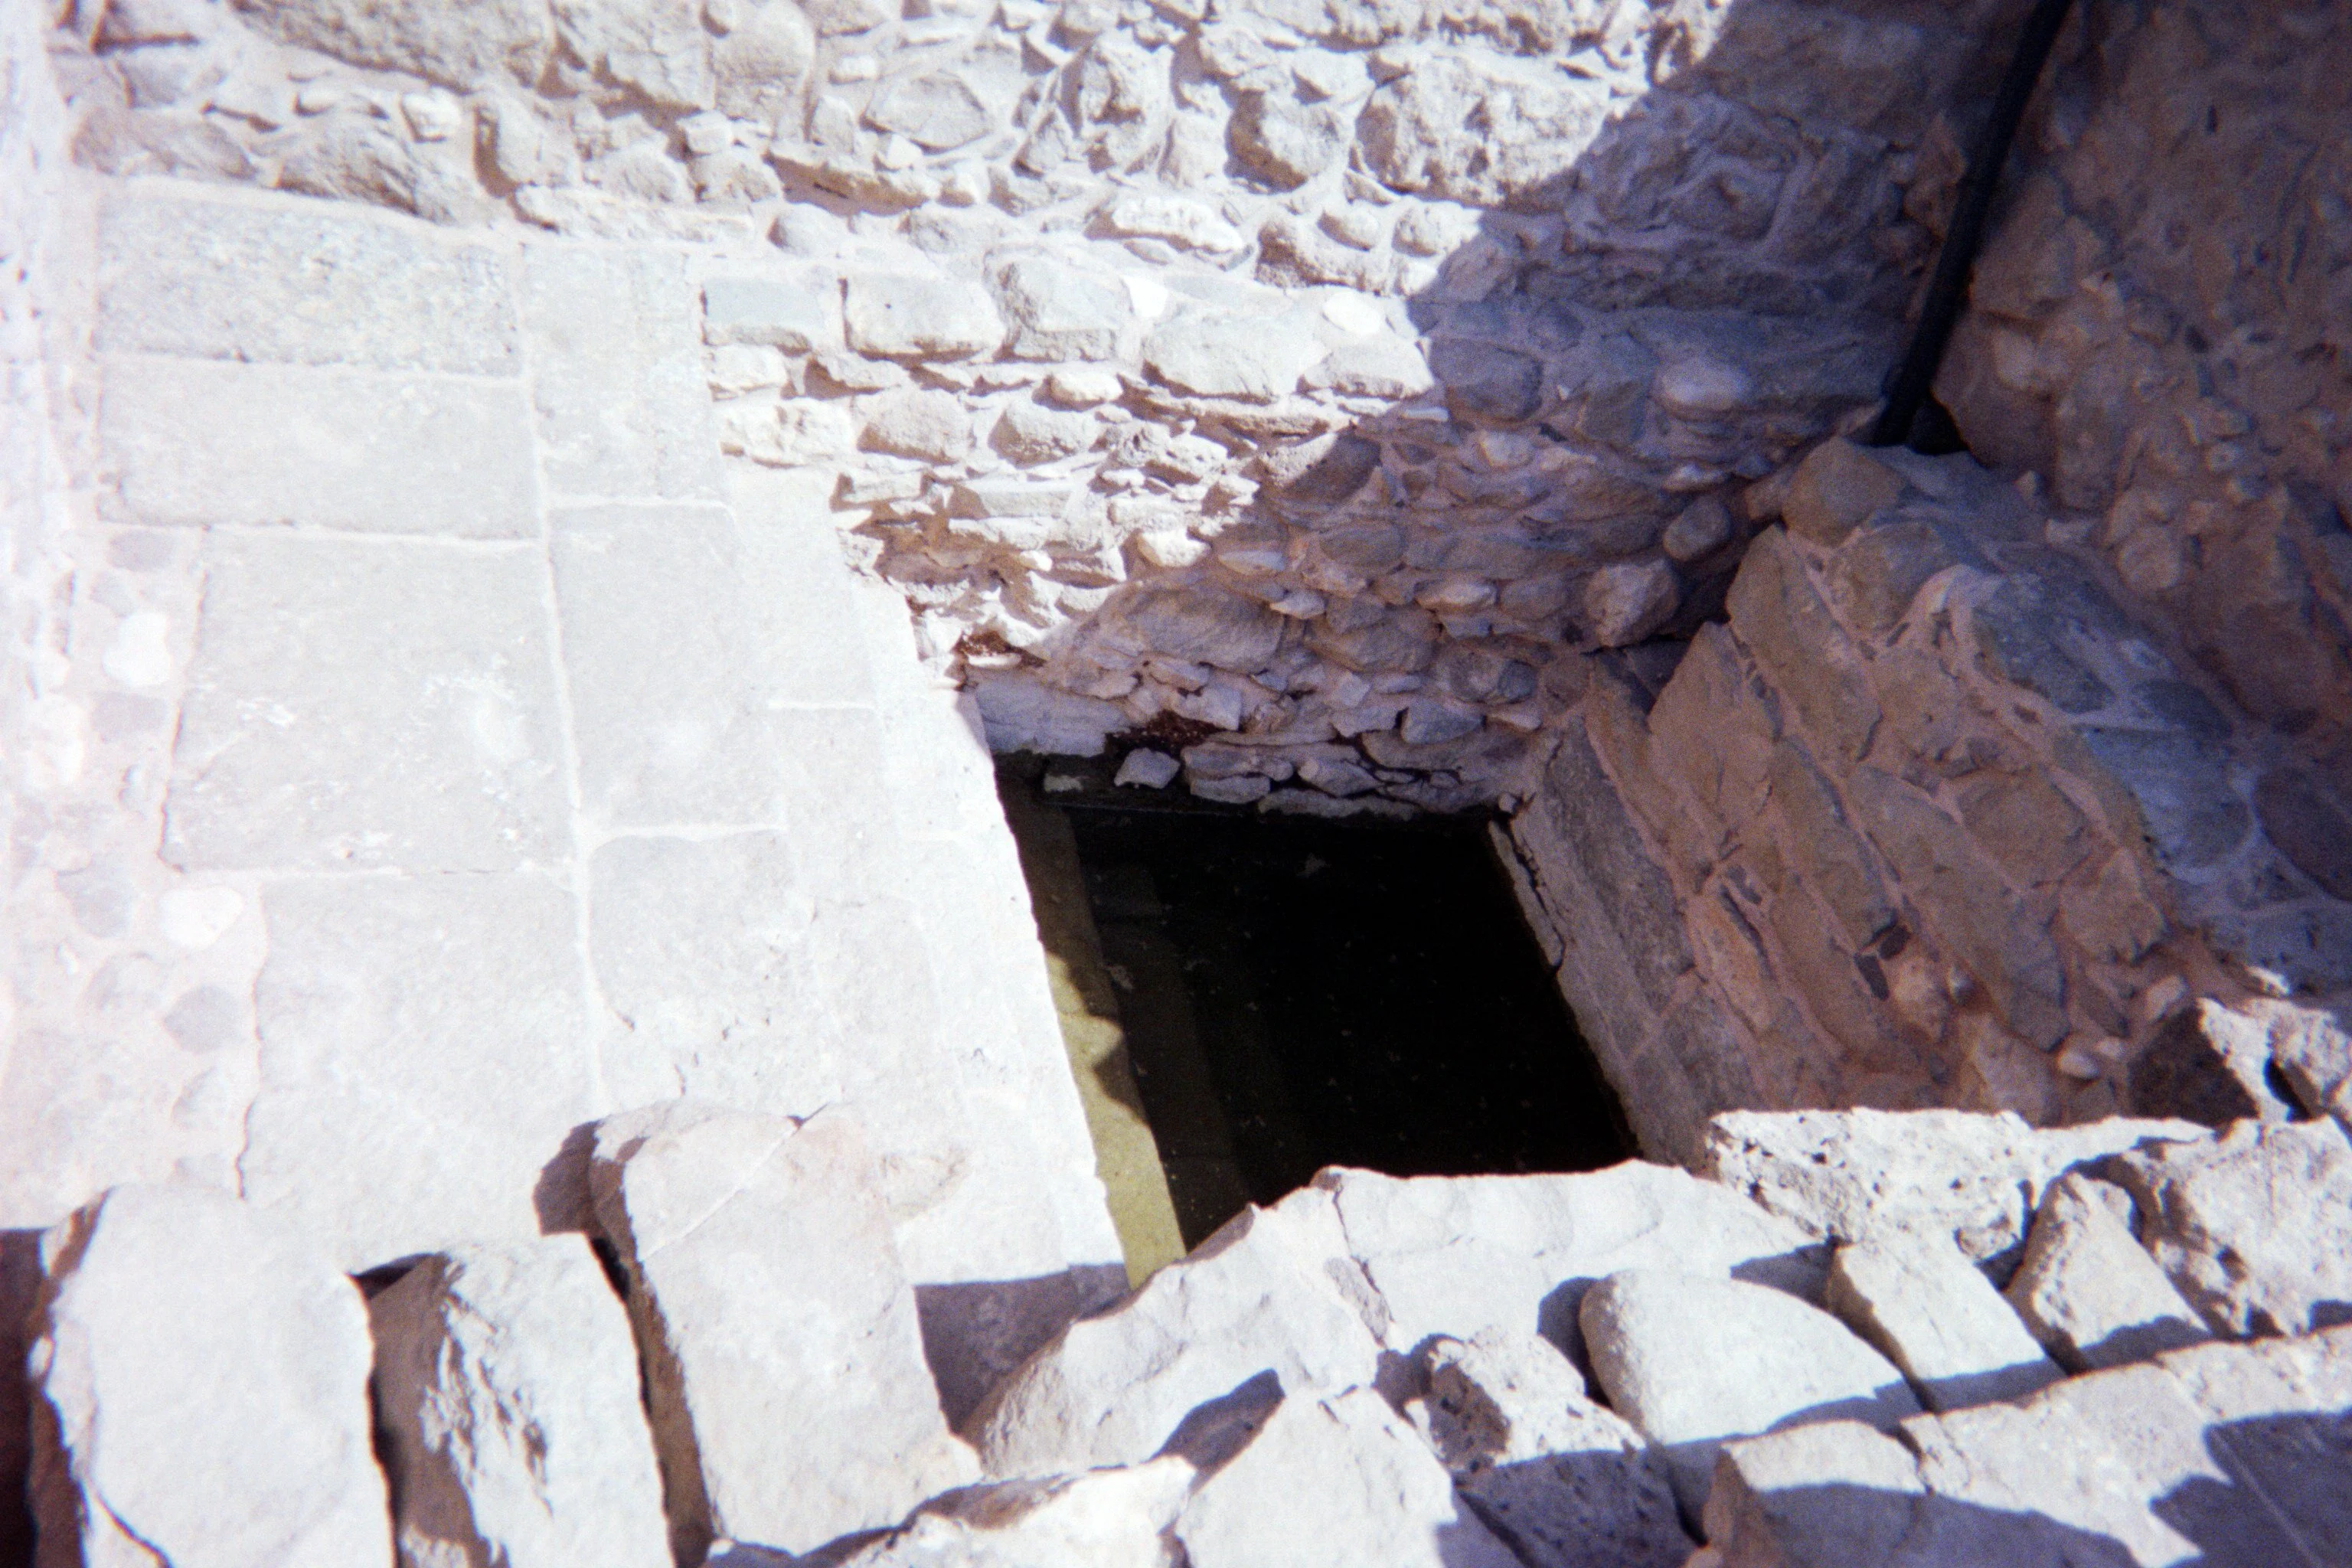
[922,1264,1129,1432]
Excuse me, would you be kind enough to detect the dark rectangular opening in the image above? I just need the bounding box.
[1001,756,1635,1254]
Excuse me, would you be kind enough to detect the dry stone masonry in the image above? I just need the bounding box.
[8,0,2352,1560]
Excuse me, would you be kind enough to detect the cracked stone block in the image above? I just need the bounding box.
[590,1101,977,1562]
[164,532,567,872]
[100,359,537,535]
[369,1238,671,1568]
[524,241,722,501]
[96,190,520,373]
[587,831,843,1119]
[28,1184,391,1566]
[241,871,596,1269]
[551,499,874,827]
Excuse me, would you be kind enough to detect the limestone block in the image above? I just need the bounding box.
[1413,1331,1690,1568]
[1825,517,1971,634]
[1143,313,1324,403]
[1701,1421,1927,1568]
[1583,560,1679,647]
[1826,1233,2062,1410]
[100,358,537,535]
[552,0,713,108]
[702,271,842,352]
[552,502,874,825]
[1780,437,1906,547]
[240,872,596,1268]
[844,273,1007,361]
[591,1102,978,1562]
[524,242,722,501]
[1429,338,1544,423]
[1356,54,1609,207]
[588,832,845,1119]
[1111,586,1285,672]
[1316,1163,1827,1365]
[1723,530,1879,767]
[2002,1174,2211,1374]
[164,533,567,871]
[96,191,518,373]
[2265,1000,2352,1123]
[710,0,815,126]
[238,0,553,87]
[1901,1331,2352,1565]
[972,1189,1384,1478]
[863,387,974,461]
[867,70,995,152]
[2109,1118,2352,1338]
[991,253,1135,363]
[27,1184,391,1566]
[839,1459,1194,1568]
[369,1239,670,1568]
[1702,1106,2208,1263]
[276,120,485,224]
[1580,1269,1921,1513]
[1173,1387,1524,1568]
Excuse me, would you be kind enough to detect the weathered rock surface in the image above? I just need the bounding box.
[1174,1387,1524,1568]
[2002,1174,2212,1374]
[1580,1269,1921,1513]
[238,0,554,88]
[1703,1109,2209,1263]
[972,1187,1383,1478]
[840,1459,1195,1568]
[591,1101,978,1561]
[2109,1119,2352,1339]
[1412,1331,1691,1568]
[26,1184,391,1566]
[368,1237,670,1568]
[1826,1233,2063,1412]
[1315,1163,1828,1364]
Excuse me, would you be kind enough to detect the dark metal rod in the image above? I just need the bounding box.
[1870,0,2078,449]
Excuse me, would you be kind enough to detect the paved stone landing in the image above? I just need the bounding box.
[2,182,1122,1414]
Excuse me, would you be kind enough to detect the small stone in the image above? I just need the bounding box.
[864,70,994,151]
[861,387,972,461]
[552,0,715,109]
[1115,750,1181,789]
[1400,697,1480,745]
[277,120,479,224]
[1782,437,1906,547]
[1661,496,1735,562]
[2002,1173,2213,1374]
[1429,338,1541,422]
[239,0,553,89]
[399,89,463,140]
[1306,335,1435,400]
[679,109,733,155]
[1825,1233,2062,1412]
[1580,1269,1920,1514]
[1098,193,1246,253]
[1045,366,1126,406]
[1230,89,1350,189]
[843,273,1006,361]
[1192,772,1272,803]
[992,400,1098,464]
[1583,560,1679,647]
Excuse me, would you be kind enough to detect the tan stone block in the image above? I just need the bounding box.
[1765,740,1893,947]
[1726,531,1881,768]
[1954,769,2094,887]
[1782,437,1906,547]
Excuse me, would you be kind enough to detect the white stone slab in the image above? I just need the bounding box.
[164,533,567,872]
[524,241,722,501]
[95,189,520,374]
[100,358,538,535]
[240,871,597,1269]
[553,505,880,827]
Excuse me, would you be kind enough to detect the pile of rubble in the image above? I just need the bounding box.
[27,1100,2352,1566]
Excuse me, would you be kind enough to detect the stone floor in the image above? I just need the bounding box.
[2,174,1125,1430]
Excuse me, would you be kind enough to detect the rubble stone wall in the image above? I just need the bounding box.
[1503,0,2352,1162]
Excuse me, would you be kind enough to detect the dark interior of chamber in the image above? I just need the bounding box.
[1005,760,1635,1247]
